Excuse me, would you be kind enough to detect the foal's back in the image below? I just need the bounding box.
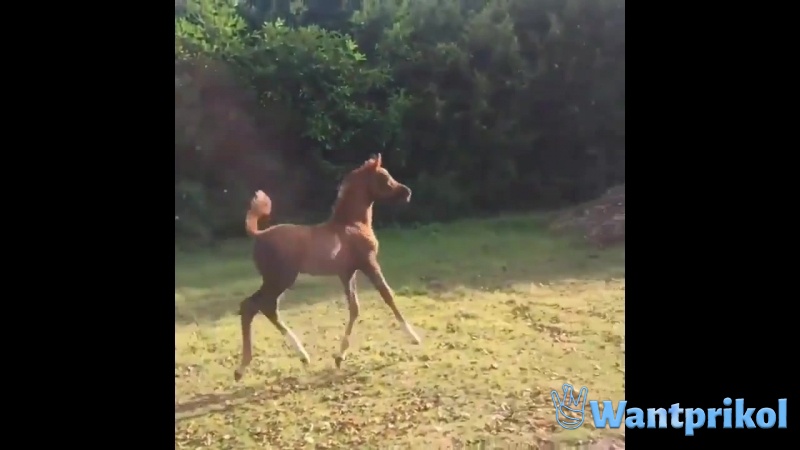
[253,223,353,277]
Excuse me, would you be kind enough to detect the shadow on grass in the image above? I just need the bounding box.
[175,214,625,325]
[175,363,396,421]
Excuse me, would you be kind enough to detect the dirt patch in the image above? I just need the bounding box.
[550,185,625,248]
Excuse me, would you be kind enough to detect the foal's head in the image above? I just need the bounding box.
[339,153,412,204]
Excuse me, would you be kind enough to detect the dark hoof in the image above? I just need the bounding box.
[233,370,243,382]
[334,355,344,369]
[300,357,309,366]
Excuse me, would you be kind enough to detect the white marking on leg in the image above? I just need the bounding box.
[338,335,351,359]
[284,329,310,361]
[401,321,421,344]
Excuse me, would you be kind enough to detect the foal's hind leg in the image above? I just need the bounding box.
[259,287,311,365]
[334,270,359,368]
[363,259,421,345]
[234,288,262,381]
[233,283,309,381]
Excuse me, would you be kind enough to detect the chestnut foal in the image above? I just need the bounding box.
[234,154,421,381]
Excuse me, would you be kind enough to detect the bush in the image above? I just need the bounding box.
[175,0,625,242]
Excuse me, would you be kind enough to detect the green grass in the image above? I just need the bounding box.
[175,214,625,449]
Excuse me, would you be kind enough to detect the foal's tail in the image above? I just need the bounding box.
[245,190,273,237]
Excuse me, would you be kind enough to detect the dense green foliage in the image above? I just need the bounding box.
[175,0,625,243]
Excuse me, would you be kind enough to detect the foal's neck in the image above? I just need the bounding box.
[329,191,373,227]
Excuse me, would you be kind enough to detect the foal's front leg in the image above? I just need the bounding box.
[334,270,359,368]
[362,259,421,345]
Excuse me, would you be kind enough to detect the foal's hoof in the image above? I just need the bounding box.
[334,355,344,369]
[300,357,310,366]
[233,370,243,382]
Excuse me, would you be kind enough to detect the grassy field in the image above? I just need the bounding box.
[175,214,625,449]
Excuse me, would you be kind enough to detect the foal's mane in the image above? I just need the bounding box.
[328,155,381,226]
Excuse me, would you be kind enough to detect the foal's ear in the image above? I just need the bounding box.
[365,153,382,169]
